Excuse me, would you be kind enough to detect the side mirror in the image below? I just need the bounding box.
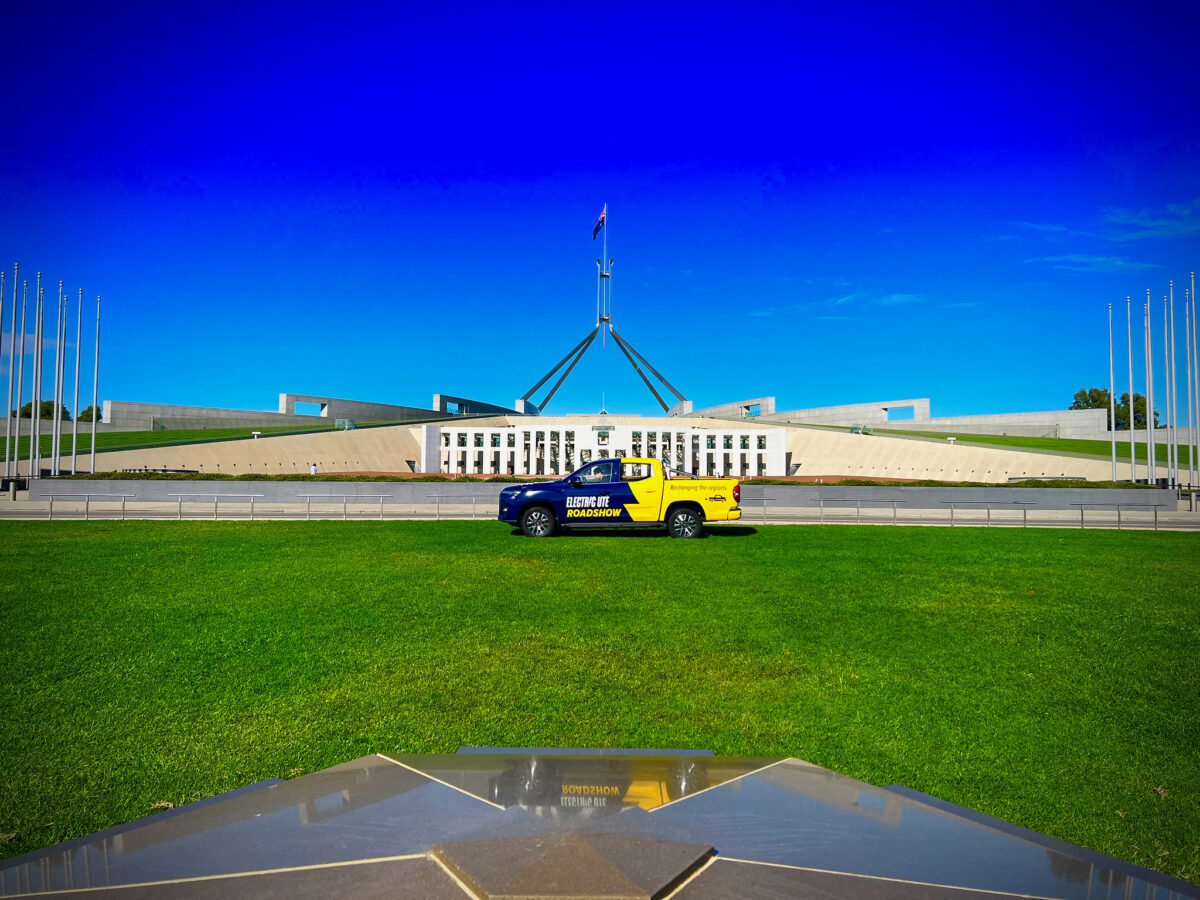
[569,478,584,488]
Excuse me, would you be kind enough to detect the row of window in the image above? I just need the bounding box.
[442,431,768,451]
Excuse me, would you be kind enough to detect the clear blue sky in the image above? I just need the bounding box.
[2,1,1196,419]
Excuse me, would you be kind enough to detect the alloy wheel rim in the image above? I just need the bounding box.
[528,510,549,535]
[677,513,698,537]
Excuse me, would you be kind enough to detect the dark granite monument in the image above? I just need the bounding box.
[0,749,1194,898]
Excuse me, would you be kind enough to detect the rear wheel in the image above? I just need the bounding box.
[667,506,703,538]
[520,505,557,538]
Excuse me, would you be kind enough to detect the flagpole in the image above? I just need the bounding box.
[1145,298,1154,484]
[1126,296,1134,481]
[13,282,26,477]
[72,288,81,474]
[1,266,9,478]
[1168,283,1179,486]
[32,274,42,480]
[1186,288,1195,488]
[1191,271,1199,487]
[1162,293,1171,486]
[90,294,100,474]
[52,282,64,477]
[1108,302,1116,481]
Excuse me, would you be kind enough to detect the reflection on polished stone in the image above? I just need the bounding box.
[434,832,712,899]
[387,751,777,817]
[0,751,1195,899]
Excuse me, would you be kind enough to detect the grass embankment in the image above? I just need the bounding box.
[5,419,433,461]
[872,428,1194,467]
[0,523,1196,881]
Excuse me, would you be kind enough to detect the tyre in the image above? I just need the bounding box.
[667,506,703,538]
[519,505,557,538]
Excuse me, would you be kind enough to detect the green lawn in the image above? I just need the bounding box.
[4,424,338,461]
[873,428,1194,467]
[0,522,1196,881]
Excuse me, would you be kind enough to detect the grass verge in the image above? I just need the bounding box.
[0,522,1196,881]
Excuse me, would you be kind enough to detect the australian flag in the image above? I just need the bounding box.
[592,207,606,240]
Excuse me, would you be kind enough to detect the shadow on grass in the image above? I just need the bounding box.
[508,526,759,539]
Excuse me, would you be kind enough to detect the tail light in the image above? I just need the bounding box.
[733,483,741,504]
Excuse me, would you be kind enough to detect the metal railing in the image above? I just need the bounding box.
[167,493,266,520]
[296,494,392,520]
[1069,501,1160,531]
[45,493,136,520]
[426,494,494,521]
[940,499,1039,527]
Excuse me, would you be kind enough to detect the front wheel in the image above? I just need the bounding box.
[667,506,704,538]
[520,505,557,538]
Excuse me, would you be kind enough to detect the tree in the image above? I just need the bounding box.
[78,404,101,423]
[13,400,71,421]
[1070,387,1157,430]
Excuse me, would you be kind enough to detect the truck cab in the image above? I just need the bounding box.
[497,457,741,538]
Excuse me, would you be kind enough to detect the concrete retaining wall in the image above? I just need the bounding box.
[30,480,1172,510]
[738,484,1172,510]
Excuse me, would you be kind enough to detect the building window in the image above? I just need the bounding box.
[757,435,766,450]
[740,435,749,450]
[507,433,515,447]
[474,433,484,447]
[723,435,732,450]
[706,435,715,449]
[457,433,467,447]
[491,433,501,447]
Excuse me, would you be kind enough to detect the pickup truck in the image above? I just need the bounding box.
[497,457,741,538]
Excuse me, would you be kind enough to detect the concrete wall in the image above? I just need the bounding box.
[432,394,519,416]
[279,393,439,422]
[780,426,1148,482]
[105,400,324,429]
[42,423,427,475]
[3,417,142,435]
[882,408,1108,439]
[690,397,776,418]
[31,479,1172,511]
[30,478,511,504]
[738,483,1172,510]
[761,398,932,425]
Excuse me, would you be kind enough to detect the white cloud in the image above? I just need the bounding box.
[1025,254,1158,273]
[1103,199,1200,242]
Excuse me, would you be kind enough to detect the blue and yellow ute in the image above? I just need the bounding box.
[497,458,741,538]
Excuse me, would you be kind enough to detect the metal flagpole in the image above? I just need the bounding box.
[13,282,26,476]
[1126,296,1135,481]
[32,274,42,480]
[1163,293,1172,487]
[1191,272,1199,487]
[90,294,100,474]
[51,282,64,476]
[3,266,14,478]
[1186,289,1195,488]
[1168,283,1179,486]
[72,288,81,474]
[0,266,7,479]
[1145,298,1154,484]
[1108,303,1116,481]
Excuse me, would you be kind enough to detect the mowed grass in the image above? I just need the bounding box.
[0,522,1197,881]
[6,425,336,461]
[874,428,1193,466]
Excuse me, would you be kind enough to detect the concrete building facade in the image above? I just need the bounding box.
[433,417,786,477]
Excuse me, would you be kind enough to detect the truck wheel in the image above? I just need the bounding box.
[520,505,557,538]
[667,506,704,538]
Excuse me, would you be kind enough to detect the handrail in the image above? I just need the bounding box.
[44,492,136,521]
[939,499,1037,527]
[1069,501,1161,531]
[296,493,393,520]
[167,492,266,521]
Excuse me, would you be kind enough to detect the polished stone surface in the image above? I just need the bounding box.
[1,751,1195,899]
[435,832,712,899]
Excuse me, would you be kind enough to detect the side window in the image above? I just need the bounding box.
[579,460,615,484]
[621,462,650,482]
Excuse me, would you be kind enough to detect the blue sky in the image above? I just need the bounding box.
[2,1,1197,419]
